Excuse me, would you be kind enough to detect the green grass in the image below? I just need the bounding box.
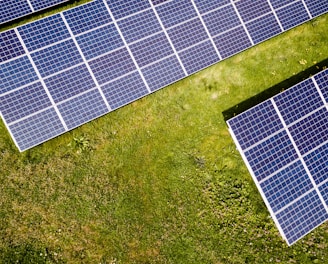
[1,4,328,263]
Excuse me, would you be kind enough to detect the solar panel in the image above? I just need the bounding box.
[0,0,69,25]
[227,68,328,245]
[0,0,328,151]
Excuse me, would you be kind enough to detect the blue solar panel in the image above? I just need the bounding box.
[0,56,38,93]
[276,1,310,31]
[0,0,327,155]
[202,5,241,37]
[304,0,328,17]
[89,48,136,85]
[227,69,328,245]
[130,33,174,67]
[276,190,328,245]
[101,72,149,110]
[289,108,328,156]
[235,0,272,22]
[274,79,324,125]
[315,70,328,103]
[18,14,71,52]
[142,55,185,92]
[31,40,83,77]
[76,24,124,61]
[9,108,66,151]
[246,13,282,44]
[155,0,197,28]
[0,0,68,25]
[213,26,252,59]
[44,65,96,104]
[117,9,162,44]
[304,143,328,185]
[168,19,209,51]
[0,82,52,123]
[0,30,25,63]
[179,40,219,75]
[57,89,108,130]
[245,130,298,182]
[64,0,112,35]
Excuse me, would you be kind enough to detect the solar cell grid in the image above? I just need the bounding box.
[227,69,328,245]
[0,30,25,63]
[18,14,71,52]
[274,79,324,125]
[0,0,68,25]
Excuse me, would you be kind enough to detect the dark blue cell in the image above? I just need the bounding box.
[203,4,241,37]
[319,182,328,207]
[0,82,52,124]
[0,56,38,94]
[9,107,66,152]
[152,0,170,5]
[64,0,112,35]
[31,40,83,77]
[0,0,31,24]
[19,14,71,51]
[227,100,284,150]
[244,130,298,182]
[89,48,136,85]
[304,0,328,17]
[270,0,296,9]
[45,64,96,103]
[246,13,282,44]
[142,55,185,92]
[155,0,197,28]
[276,190,328,245]
[106,0,151,20]
[289,108,328,155]
[0,29,25,63]
[213,26,252,59]
[235,0,272,22]
[30,0,68,11]
[57,89,108,130]
[315,69,328,103]
[274,79,323,125]
[101,71,149,110]
[304,142,328,185]
[260,160,313,212]
[193,0,230,14]
[167,18,209,51]
[130,33,173,67]
[179,40,219,75]
[118,9,162,43]
[276,1,310,31]
[76,23,124,60]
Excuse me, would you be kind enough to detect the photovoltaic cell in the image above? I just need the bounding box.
[276,1,310,31]
[227,69,328,245]
[0,0,327,155]
[57,89,108,130]
[0,30,25,63]
[0,0,68,25]
[18,14,71,52]
[101,71,149,110]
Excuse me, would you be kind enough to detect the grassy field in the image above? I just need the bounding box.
[1,2,328,263]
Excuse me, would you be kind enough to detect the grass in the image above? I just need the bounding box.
[1,3,328,263]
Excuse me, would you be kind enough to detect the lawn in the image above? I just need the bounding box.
[1,2,328,263]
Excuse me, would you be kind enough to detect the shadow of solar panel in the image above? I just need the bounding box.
[227,69,328,245]
[0,0,327,153]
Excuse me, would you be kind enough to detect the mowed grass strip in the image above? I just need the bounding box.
[0,7,328,264]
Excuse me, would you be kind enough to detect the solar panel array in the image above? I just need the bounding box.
[1,0,328,151]
[0,0,69,25]
[227,69,328,245]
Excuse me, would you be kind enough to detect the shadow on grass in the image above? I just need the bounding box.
[222,58,328,121]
